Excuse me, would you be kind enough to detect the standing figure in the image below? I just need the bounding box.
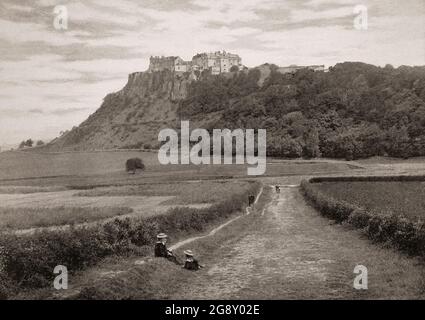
[275,185,280,193]
[183,250,204,271]
[154,233,181,264]
[248,195,255,207]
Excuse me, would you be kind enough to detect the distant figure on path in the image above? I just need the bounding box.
[154,233,180,264]
[183,250,203,271]
[275,185,280,193]
[248,195,255,206]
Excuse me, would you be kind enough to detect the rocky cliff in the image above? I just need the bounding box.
[44,70,193,151]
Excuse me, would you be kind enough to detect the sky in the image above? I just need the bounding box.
[0,0,424,148]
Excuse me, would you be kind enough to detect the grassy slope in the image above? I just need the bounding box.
[313,181,425,219]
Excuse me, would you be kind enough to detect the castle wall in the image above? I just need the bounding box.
[148,51,243,74]
[149,56,178,72]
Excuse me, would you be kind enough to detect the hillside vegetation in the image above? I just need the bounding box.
[180,63,425,160]
[44,62,425,160]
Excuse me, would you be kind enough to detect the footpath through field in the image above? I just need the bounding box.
[172,178,424,299]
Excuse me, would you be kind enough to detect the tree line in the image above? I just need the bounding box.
[179,62,425,160]
[18,139,44,149]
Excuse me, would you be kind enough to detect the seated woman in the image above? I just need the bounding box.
[183,250,204,271]
[154,233,180,264]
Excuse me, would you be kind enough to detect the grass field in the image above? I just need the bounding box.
[312,181,425,219]
[74,180,253,205]
[0,206,132,231]
[0,150,358,183]
[0,186,67,194]
[0,150,160,180]
[0,180,256,231]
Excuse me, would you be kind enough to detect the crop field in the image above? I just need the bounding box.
[311,181,425,219]
[74,180,254,205]
[0,206,132,231]
[0,179,256,232]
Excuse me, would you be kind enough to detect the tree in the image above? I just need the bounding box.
[303,127,321,159]
[19,139,34,149]
[386,125,411,158]
[36,140,45,146]
[281,137,303,158]
[125,158,145,174]
[230,65,239,72]
[25,139,34,147]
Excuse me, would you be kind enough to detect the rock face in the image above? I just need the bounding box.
[45,70,192,151]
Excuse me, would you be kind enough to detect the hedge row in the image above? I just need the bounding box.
[0,181,261,297]
[300,179,425,257]
[309,175,425,183]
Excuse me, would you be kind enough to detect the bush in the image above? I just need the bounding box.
[125,158,145,174]
[347,209,371,228]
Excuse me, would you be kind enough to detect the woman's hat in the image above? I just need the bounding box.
[184,250,194,256]
[157,233,167,239]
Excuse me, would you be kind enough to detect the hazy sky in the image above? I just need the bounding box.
[0,0,424,147]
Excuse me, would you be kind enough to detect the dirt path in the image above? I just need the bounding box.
[172,181,424,299]
[165,186,264,252]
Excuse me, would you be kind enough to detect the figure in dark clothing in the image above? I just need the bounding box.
[154,241,168,257]
[183,250,204,271]
[248,195,255,206]
[154,233,181,265]
[275,185,280,193]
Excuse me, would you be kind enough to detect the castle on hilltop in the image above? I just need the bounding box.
[148,51,326,75]
[148,51,243,75]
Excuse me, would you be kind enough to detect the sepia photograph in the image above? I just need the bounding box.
[0,0,424,308]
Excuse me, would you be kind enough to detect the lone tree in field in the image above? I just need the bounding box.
[126,157,145,174]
